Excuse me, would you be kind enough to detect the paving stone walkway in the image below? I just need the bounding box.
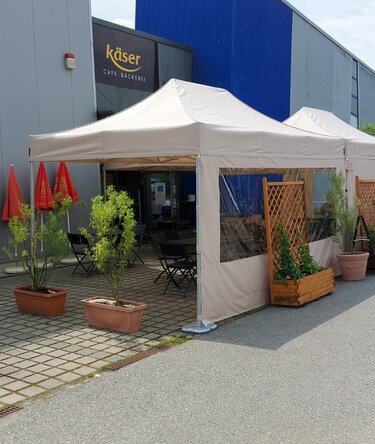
[0,251,196,407]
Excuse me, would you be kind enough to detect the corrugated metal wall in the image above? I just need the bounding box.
[137,0,235,90]
[136,0,293,120]
[0,0,98,260]
[231,0,292,120]
[137,0,375,126]
[359,64,375,125]
[290,13,352,122]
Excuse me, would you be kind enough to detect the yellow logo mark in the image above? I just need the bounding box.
[106,44,142,73]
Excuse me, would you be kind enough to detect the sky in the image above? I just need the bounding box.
[90,0,375,69]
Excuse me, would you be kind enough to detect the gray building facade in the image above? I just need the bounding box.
[0,0,99,261]
[288,5,375,128]
[0,5,192,262]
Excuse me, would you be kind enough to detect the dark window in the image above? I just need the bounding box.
[351,96,358,116]
[352,59,358,79]
[351,78,358,97]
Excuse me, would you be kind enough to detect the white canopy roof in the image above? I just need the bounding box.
[29,79,344,164]
[285,107,375,159]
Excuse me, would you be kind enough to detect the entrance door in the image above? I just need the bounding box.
[144,172,179,229]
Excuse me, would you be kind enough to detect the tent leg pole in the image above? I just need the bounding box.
[344,146,349,210]
[182,155,217,335]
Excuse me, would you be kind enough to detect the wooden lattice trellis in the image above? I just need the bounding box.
[263,177,334,306]
[356,176,375,227]
[263,178,308,282]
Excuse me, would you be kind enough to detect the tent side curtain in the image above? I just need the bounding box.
[199,154,344,324]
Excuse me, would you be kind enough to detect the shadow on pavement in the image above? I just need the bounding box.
[198,273,375,350]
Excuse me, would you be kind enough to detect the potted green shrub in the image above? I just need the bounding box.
[80,186,147,333]
[326,171,369,280]
[271,224,334,306]
[4,197,72,317]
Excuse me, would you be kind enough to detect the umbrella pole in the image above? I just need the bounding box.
[182,155,217,334]
[30,162,36,269]
[30,162,35,240]
[66,211,71,233]
[40,212,44,252]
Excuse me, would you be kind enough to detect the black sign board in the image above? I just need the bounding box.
[93,23,157,92]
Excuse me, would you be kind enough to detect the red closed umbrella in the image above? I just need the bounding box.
[2,164,24,221]
[53,162,78,234]
[35,162,53,210]
[53,162,79,204]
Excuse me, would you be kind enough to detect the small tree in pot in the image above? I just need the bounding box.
[80,186,147,333]
[326,171,368,280]
[4,197,72,317]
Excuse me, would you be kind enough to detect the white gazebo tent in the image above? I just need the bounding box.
[285,107,375,204]
[29,79,346,330]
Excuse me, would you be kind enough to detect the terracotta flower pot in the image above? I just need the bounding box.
[13,285,67,318]
[81,297,147,333]
[336,252,369,281]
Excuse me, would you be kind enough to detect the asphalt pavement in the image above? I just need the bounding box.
[0,276,374,444]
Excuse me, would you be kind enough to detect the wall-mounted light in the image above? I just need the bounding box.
[65,53,76,70]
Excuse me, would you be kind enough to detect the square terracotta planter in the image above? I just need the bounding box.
[81,297,148,333]
[271,268,335,307]
[13,285,67,318]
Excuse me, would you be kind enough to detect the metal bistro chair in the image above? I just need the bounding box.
[158,242,197,297]
[129,224,146,266]
[67,233,95,277]
[149,232,170,283]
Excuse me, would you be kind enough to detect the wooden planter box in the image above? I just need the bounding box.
[271,268,335,307]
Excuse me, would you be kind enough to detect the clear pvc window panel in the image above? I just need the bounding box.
[219,168,335,263]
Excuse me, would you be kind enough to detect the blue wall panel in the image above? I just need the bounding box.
[231,0,292,120]
[136,0,292,120]
[137,0,235,90]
